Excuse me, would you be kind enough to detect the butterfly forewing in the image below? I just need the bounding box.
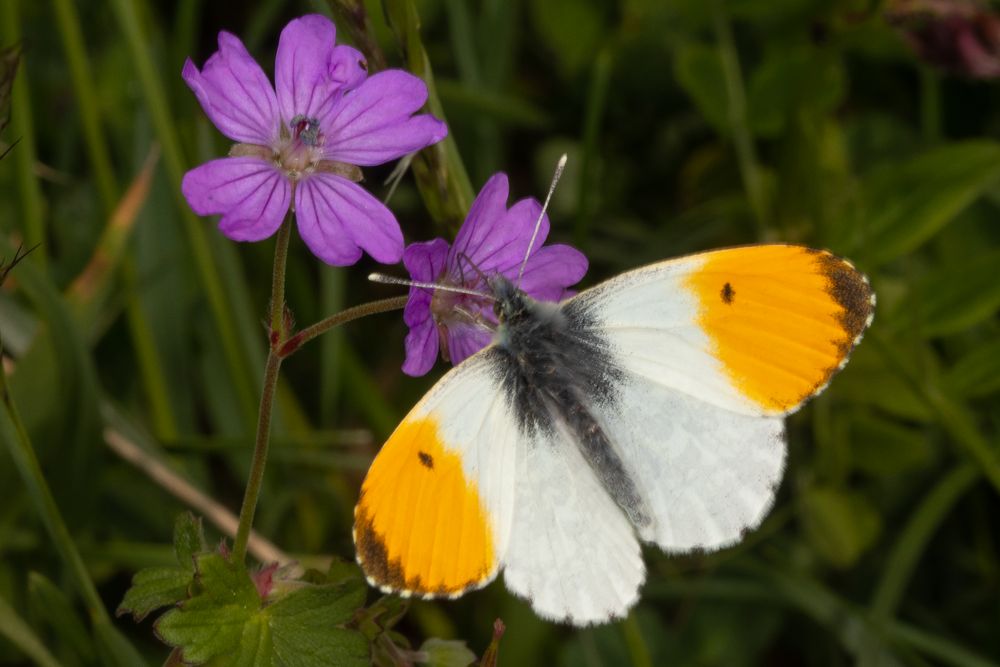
[353,354,518,598]
[571,244,875,417]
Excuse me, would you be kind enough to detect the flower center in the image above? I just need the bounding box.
[277,115,323,176]
[430,276,494,330]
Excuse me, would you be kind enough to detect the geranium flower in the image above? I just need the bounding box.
[181,14,447,265]
[401,173,588,376]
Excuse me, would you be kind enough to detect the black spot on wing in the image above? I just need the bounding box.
[721,282,735,304]
[417,451,434,469]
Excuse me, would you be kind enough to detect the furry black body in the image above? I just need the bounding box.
[482,277,650,528]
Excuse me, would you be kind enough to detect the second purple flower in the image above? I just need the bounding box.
[181,14,448,265]
[402,173,588,377]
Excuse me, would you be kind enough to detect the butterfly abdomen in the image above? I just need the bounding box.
[489,292,650,528]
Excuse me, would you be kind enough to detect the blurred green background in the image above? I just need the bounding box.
[1,0,999,664]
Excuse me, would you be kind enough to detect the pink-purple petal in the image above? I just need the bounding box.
[402,317,439,377]
[460,198,550,276]
[328,45,368,92]
[519,244,589,301]
[181,157,289,242]
[295,173,404,266]
[324,114,447,166]
[323,71,442,164]
[404,238,450,284]
[447,326,494,366]
[182,33,280,145]
[275,14,343,126]
[450,173,517,268]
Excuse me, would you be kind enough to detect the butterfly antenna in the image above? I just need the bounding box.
[456,251,490,286]
[517,154,568,286]
[368,273,493,299]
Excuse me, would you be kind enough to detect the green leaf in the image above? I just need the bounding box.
[800,487,882,568]
[904,249,1000,338]
[156,554,369,667]
[174,512,208,565]
[118,567,194,623]
[418,638,476,667]
[674,42,730,135]
[943,337,1000,398]
[117,513,207,621]
[861,141,1000,265]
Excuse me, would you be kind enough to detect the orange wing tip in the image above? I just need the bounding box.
[688,245,875,414]
[353,425,498,599]
[353,515,496,600]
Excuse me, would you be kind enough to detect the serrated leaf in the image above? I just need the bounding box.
[800,487,882,568]
[862,141,1000,265]
[157,554,369,667]
[118,567,194,622]
[173,512,207,566]
[418,638,476,667]
[117,513,206,621]
[325,557,366,589]
[904,249,1000,338]
[943,337,1000,398]
[155,555,257,662]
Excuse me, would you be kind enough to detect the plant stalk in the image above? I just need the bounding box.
[231,219,292,564]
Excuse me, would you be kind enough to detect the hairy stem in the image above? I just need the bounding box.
[232,219,292,564]
[279,296,408,358]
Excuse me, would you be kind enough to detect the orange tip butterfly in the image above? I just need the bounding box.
[354,160,875,626]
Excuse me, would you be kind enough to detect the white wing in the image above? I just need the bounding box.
[354,354,518,597]
[595,372,786,552]
[556,244,875,551]
[502,420,645,625]
[570,245,875,417]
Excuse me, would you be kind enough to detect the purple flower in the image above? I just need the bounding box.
[889,0,1000,79]
[181,14,448,265]
[401,173,588,376]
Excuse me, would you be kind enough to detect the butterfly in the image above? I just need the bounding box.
[352,238,875,625]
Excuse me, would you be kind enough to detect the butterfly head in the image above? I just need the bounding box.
[488,275,530,324]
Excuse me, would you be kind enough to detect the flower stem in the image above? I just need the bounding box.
[278,296,408,358]
[230,219,407,564]
[231,218,292,564]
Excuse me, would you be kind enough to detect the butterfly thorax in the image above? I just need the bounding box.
[484,275,651,528]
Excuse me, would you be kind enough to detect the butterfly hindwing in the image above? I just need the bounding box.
[501,420,645,625]
[353,354,517,598]
[591,371,786,552]
[572,244,875,417]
